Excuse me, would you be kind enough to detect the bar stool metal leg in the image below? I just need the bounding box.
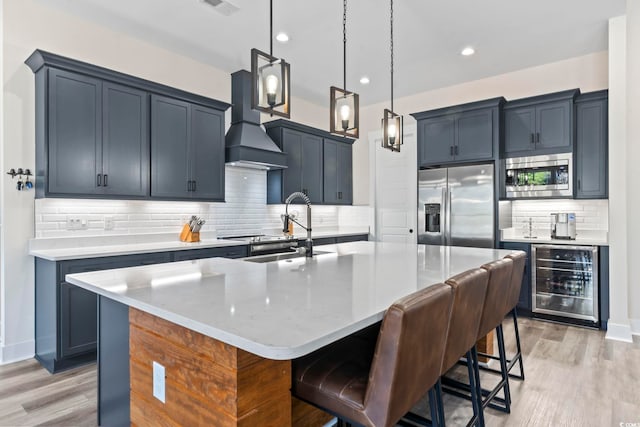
[510,308,525,380]
[496,324,512,411]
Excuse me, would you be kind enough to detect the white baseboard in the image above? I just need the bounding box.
[0,340,35,365]
[605,322,633,342]
[630,318,640,336]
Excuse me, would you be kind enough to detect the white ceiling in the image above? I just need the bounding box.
[37,0,625,106]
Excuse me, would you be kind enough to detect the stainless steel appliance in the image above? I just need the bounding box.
[418,164,494,248]
[221,234,298,256]
[505,153,572,198]
[550,212,576,240]
[532,244,598,323]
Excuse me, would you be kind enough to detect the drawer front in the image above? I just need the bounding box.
[172,245,249,261]
[60,252,173,278]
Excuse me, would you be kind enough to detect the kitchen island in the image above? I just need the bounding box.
[66,241,518,426]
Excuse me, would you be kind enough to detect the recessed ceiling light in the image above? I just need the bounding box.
[275,32,289,43]
[359,76,370,85]
[461,47,475,56]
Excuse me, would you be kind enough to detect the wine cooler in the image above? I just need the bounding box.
[531,244,598,323]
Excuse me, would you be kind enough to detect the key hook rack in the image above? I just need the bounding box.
[6,168,34,191]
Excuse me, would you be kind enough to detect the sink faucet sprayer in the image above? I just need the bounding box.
[283,192,313,257]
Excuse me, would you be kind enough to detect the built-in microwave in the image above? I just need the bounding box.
[505,153,572,198]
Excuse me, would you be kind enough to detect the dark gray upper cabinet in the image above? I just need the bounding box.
[265,120,354,205]
[102,82,150,197]
[190,105,225,201]
[412,97,503,167]
[324,138,353,205]
[503,89,578,157]
[418,116,455,165]
[575,91,608,199]
[47,71,149,198]
[47,69,102,196]
[151,96,225,201]
[151,95,191,198]
[280,129,323,203]
[26,49,229,201]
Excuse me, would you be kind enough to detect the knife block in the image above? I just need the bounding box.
[179,223,200,243]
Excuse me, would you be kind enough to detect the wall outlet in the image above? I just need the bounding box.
[104,216,115,230]
[66,216,88,230]
[152,361,166,403]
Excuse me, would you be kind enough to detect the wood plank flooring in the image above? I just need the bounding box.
[0,318,638,426]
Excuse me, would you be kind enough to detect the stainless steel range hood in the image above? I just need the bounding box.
[225,70,287,170]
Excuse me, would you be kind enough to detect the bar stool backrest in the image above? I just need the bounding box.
[441,268,490,373]
[504,252,527,315]
[364,283,454,427]
[477,258,514,338]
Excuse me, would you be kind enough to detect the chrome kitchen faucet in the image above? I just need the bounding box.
[283,192,313,257]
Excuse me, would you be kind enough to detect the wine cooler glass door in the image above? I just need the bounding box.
[532,245,598,322]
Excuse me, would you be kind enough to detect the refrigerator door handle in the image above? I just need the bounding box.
[442,188,448,245]
[447,189,452,246]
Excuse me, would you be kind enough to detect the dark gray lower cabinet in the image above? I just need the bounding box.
[499,241,532,315]
[59,283,98,358]
[35,252,171,373]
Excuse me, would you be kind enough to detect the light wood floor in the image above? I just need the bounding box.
[0,318,638,426]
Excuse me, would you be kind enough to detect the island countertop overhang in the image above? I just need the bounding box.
[66,242,519,359]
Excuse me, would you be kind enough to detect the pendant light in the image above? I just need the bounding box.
[251,0,291,118]
[330,0,359,138]
[381,0,402,152]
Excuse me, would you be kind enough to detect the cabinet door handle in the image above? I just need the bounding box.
[530,133,535,144]
[338,191,342,200]
[192,180,196,192]
[454,146,459,155]
[187,180,192,192]
[97,174,102,187]
[536,132,540,143]
[450,146,454,156]
[578,179,581,190]
[103,174,108,187]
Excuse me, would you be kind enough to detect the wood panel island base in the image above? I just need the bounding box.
[66,242,518,426]
[129,308,331,427]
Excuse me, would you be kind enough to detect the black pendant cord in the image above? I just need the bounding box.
[269,0,273,56]
[390,0,394,112]
[343,0,347,91]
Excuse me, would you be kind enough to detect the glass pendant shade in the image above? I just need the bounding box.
[381,108,403,152]
[251,48,291,118]
[330,86,359,138]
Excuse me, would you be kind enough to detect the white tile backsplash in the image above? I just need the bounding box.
[35,166,372,238]
[507,199,609,233]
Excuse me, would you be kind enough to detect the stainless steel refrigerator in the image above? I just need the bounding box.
[418,164,494,248]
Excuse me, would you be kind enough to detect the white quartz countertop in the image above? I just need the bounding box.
[500,228,608,246]
[28,228,370,261]
[66,241,517,360]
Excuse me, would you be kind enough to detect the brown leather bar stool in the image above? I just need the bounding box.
[292,283,454,427]
[403,268,489,427]
[477,252,527,381]
[442,258,514,414]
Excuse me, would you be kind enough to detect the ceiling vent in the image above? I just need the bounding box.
[200,0,239,16]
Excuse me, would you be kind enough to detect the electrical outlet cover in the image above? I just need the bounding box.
[152,361,166,403]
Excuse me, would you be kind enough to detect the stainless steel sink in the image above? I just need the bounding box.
[243,251,333,263]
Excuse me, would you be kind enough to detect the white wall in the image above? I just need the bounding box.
[0,0,329,363]
[625,2,640,333]
[353,51,609,206]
